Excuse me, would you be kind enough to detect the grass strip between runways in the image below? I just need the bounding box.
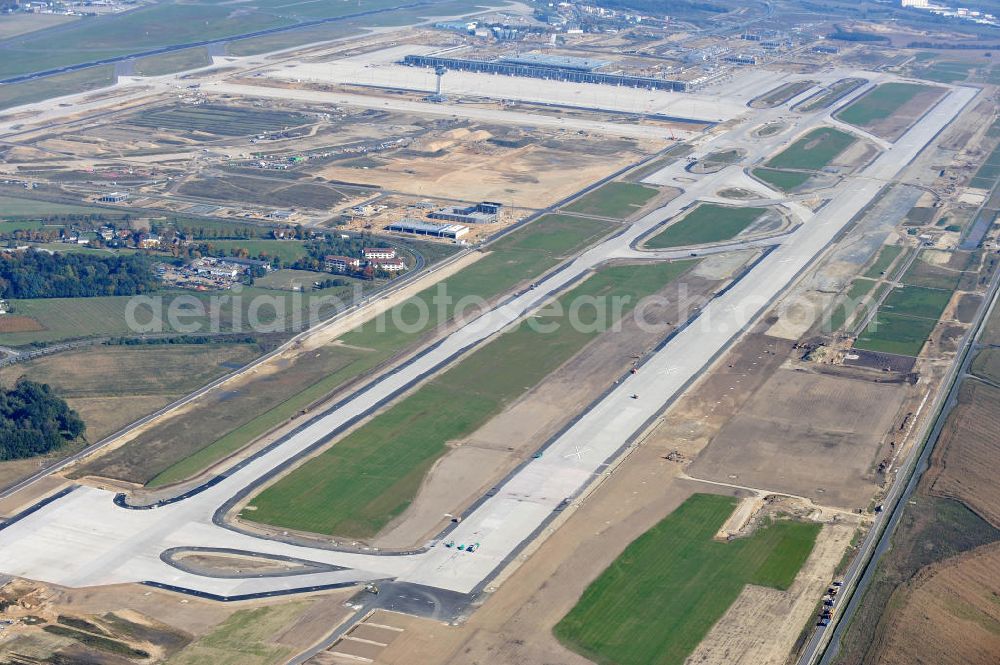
[144,213,614,487]
[554,493,821,665]
[243,260,694,538]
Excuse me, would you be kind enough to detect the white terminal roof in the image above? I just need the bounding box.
[499,53,609,71]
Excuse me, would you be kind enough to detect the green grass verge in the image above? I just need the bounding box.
[764,127,857,171]
[339,214,614,355]
[554,493,821,665]
[133,46,211,76]
[243,260,694,537]
[836,82,940,128]
[751,168,812,192]
[0,66,116,111]
[563,181,660,219]
[863,245,904,278]
[145,214,614,487]
[644,204,768,248]
[793,78,866,112]
[0,283,360,346]
[0,195,129,219]
[207,239,310,264]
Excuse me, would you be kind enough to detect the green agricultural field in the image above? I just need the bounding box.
[207,240,309,264]
[0,343,260,442]
[751,168,812,192]
[0,282,361,347]
[127,105,311,136]
[102,213,613,487]
[554,493,820,665]
[644,204,768,248]
[836,82,940,129]
[563,182,660,219]
[243,260,695,537]
[0,195,129,219]
[855,311,939,357]
[133,47,211,76]
[0,219,43,233]
[864,245,905,278]
[881,285,953,320]
[0,66,116,111]
[765,127,857,171]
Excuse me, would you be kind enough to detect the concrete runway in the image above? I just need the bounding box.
[0,76,976,601]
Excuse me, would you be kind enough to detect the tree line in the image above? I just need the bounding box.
[0,249,159,299]
[0,378,85,461]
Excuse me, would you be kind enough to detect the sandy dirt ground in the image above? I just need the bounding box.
[873,542,1000,665]
[0,578,356,664]
[0,475,68,518]
[687,367,905,509]
[687,521,855,665]
[317,132,661,209]
[374,269,730,549]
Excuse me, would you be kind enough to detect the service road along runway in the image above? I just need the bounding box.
[0,81,977,601]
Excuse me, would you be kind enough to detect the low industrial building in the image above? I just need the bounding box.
[99,192,128,203]
[387,218,469,239]
[429,201,503,224]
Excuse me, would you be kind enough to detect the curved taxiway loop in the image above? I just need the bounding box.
[0,79,977,604]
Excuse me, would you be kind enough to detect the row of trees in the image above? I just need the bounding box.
[0,379,85,461]
[0,250,159,299]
